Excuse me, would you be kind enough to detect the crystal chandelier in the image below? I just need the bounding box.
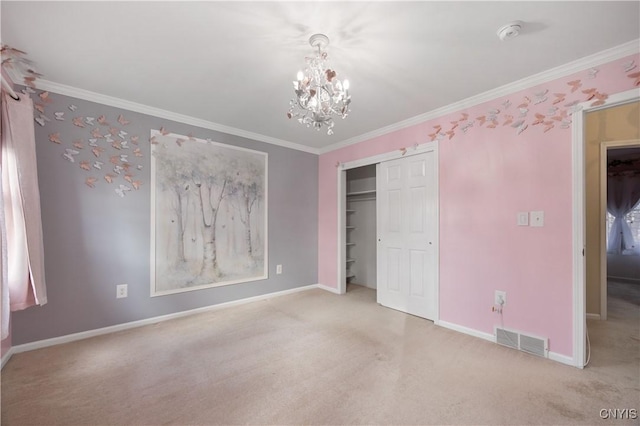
[287,34,351,135]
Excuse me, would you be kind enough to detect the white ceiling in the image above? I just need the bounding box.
[2,1,639,152]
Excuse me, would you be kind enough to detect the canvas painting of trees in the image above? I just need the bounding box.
[150,130,267,296]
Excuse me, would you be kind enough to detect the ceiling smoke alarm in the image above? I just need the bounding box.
[497,21,523,41]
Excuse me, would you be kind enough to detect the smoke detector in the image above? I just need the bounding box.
[497,21,523,41]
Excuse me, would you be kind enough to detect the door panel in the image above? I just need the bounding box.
[377,151,437,320]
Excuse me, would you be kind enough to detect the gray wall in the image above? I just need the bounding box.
[607,254,640,282]
[12,90,318,345]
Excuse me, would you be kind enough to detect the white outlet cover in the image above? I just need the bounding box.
[116,284,128,298]
[495,290,507,306]
[530,211,544,227]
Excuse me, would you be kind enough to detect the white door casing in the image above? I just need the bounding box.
[377,151,438,320]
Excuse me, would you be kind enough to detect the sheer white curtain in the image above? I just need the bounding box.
[1,92,47,340]
[607,173,640,255]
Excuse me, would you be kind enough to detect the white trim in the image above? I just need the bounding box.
[600,141,608,322]
[337,170,347,295]
[10,285,317,354]
[436,320,494,342]
[433,144,440,324]
[336,142,438,296]
[572,88,640,369]
[316,283,342,294]
[320,39,640,154]
[572,100,588,369]
[548,351,575,367]
[586,313,601,320]
[1,347,14,369]
[16,40,639,157]
[31,79,320,155]
[340,143,436,171]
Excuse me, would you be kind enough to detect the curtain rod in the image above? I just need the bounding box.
[1,76,19,100]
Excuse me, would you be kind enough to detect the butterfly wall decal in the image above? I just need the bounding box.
[115,184,132,197]
[48,133,62,144]
[62,148,79,162]
[85,177,97,188]
[117,114,130,126]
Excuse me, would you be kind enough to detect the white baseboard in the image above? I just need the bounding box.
[11,284,318,355]
[549,351,577,367]
[586,313,601,320]
[316,283,343,294]
[1,347,14,369]
[437,320,578,368]
[435,320,495,342]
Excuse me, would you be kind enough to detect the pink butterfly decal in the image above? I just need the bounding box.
[85,177,98,188]
[72,117,86,128]
[567,80,582,93]
[117,114,130,126]
[48,133,62,144]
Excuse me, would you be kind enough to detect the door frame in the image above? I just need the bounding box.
[336,142,439,298]
[599,139,640,321]
[572,88,639,368]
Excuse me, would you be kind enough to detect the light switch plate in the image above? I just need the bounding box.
[517,212,529,226]
[530,211,544,227]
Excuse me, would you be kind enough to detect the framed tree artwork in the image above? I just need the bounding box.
[150,130,268,296]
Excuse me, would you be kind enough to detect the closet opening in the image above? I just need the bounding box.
[345,164,377,294]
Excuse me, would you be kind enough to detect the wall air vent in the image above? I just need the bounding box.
[495,327,548,358]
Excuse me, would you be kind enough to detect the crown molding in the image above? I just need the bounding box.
[319,39,640,155]
[17,39,639,157]
[30,79,320,155]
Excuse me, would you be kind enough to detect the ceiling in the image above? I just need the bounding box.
[2,2,639,152]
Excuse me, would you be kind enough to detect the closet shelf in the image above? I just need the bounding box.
[346,242,356,246]
[346,258,356,263]
[347,189,376,196]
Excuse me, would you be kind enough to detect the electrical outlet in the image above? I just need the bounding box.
[530,211,544,227]
[495,290,506,306]
[276,264,282,275]
[116,284,128,299]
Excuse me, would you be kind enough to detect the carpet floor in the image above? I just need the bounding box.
[1,282,638,425]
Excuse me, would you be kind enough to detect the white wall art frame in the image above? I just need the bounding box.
[150,130,268,296]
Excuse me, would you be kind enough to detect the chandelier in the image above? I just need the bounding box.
[287,34,351,135]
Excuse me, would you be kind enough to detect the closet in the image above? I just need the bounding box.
[345,164,377,289]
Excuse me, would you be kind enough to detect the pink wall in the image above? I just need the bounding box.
[318,54,639,358]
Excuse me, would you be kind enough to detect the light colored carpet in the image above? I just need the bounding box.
[1,283,639,425]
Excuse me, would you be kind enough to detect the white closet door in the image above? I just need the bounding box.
[377,151,437,320]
